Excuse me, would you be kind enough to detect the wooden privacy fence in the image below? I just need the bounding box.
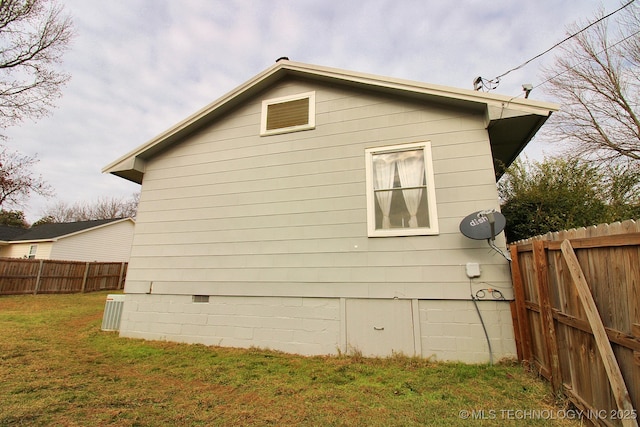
[0,257,127,295]
[510,220,639,427]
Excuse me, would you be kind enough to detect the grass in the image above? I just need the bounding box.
[0,292,582,426]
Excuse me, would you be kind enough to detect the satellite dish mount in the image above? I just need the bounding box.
[459,209,511,261]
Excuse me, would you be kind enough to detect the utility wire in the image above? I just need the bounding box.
[505,27,640,101]
[491,0,636,84]
[531,28,640,91]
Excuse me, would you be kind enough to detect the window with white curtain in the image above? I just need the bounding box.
[365,142,439,237]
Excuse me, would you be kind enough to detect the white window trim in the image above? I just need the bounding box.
[260,91,316,136]
[28,244,38,259]
[365,141,439,237]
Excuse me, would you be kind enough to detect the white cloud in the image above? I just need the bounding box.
[2,0,618,222]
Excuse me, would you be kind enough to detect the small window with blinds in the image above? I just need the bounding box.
[260,91,315,136]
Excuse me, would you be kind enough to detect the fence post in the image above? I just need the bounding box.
[33,260,44,295]
[532,240,562,394]
[80,262,90,293]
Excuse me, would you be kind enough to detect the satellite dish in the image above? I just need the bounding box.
[459,210,506,240]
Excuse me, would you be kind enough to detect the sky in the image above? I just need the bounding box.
[4,0,623,224]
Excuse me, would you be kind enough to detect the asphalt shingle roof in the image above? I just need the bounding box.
[0,225,31,241]
[1,218,124,242]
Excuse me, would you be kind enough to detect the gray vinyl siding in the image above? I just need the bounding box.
[125,78,510,299]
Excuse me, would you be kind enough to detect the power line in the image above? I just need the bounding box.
[505,27,640,102]
[476,0,636,91]
[532,28,640,92]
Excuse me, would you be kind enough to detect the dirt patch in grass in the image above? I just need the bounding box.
[0,292,581,426]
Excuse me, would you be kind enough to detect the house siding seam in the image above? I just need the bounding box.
[125,81,509,293]
[119,78,516,361]
[50,220,134,262]
[120,295,342,356]
[0,242,53,259]
[419,300,516,363]
[119,294,516,363]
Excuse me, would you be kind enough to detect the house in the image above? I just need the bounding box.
[0,218,135,262]
[103,60,557,362]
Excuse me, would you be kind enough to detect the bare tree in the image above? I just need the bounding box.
[0,0,74,129]
[89,194,138,220]
[0,145,53,208]
[40,194,139,222]
[542,2,640,165]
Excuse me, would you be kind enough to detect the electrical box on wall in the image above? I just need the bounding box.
[466,262,481,278]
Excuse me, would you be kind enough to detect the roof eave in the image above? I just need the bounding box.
[103,60,559,183]
[102,62,286,183]
[9,238,56,244]
[488,112,553,180]
[51,218,135,240]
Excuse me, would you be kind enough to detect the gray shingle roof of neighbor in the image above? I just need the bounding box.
[2,218,127,242]
[0,225,31,241]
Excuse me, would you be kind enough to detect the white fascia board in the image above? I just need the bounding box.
[283,61,558,116]
[102,151,146,175]
[9,238,57,244]
[103,60,559,176]
[102,62,283,174]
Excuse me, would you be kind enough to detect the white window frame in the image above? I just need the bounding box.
[365,141,439,237]
[260,91,316,136]
[28,244,38,259]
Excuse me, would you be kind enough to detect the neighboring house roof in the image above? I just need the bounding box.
[2,218,134,243]
[103,59,559,183]
[0,225,30,243]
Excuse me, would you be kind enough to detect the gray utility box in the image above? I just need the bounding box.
[101,294,126,331]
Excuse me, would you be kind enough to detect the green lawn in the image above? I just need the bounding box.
[0,292,581,426]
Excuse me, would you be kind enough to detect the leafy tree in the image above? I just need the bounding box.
[30,214,53,226]
[0,0,74,129]
[541,2,640,164]
[0,209,27,227]
[498,157,640,242]
[604,162,640,219]
[0,145,53,209]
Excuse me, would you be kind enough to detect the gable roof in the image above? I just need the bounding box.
[2,218,134,243]
[103,59,559,183]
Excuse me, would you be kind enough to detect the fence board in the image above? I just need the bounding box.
[0,258,127,295]
[510,245,531,362]
[534,240,562,392]
[511,220,639,426]
[561,240,636,427]
[0,258,39,294]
